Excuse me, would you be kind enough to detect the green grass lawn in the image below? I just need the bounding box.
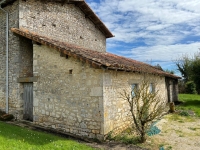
[178,94,200,117]
[0,121,94,150]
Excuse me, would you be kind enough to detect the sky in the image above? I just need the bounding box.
[86,0,200,75]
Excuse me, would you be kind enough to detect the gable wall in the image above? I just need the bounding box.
[33,44,104,140]
[19,0,106,52]
[0,0,33,118]
[103,71,168,136]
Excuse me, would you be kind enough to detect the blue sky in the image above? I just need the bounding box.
[86,0,200,75]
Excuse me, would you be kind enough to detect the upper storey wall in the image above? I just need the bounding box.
[19,0,106,52]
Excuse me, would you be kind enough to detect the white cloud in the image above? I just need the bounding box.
[86,0,200,71]
[87,0,200,45]
[120,42,200,62]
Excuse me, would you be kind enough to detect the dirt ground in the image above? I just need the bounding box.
[151,114,200,150]
[86,142,147,150]
[87,114,200,150]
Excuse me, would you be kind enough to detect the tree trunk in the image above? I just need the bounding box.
[140,125,147,143]
[140,132,147,143]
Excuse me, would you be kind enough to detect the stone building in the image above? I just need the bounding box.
[0,0,180,140]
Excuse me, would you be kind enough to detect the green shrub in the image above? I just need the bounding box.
[179,111,189,116]
[185,81,197,94]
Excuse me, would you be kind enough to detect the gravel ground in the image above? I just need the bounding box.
[86,141,147,150]
[153,114,200,150]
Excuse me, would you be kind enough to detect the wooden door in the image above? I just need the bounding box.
[23,83,33,121]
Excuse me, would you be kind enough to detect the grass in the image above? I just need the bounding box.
[112,134,140,145]
[106,128,140,145]
[178,94,200,117]
[0,121,94,150]
[167,114,195,122]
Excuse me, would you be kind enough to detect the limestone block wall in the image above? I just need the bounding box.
[0,8,6,110]
[0,1,21,114]
[103,71,168,135]
[33,44,104,140]
[0,1,33,118]
[19,0,106,52]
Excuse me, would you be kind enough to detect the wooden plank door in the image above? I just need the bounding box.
[23,83,33,121]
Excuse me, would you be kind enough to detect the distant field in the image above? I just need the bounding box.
[178,94,200,117]
[0,121,94,150]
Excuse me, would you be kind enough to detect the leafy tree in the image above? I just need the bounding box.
[185,81,197,94]
[154,64,163,71]
[176,55,192,82]
[191,54,200,93]
[120,80,166,143]
[176,51,200,93]
[165,69,175,74]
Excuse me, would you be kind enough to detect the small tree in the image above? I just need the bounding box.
[120,80,166,143]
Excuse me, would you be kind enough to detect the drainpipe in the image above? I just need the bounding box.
[0,1,9,114]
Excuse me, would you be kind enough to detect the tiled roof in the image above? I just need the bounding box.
[11,28,181,79]
[0,0,113,38]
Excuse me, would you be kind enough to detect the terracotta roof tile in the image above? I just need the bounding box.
[11,28,181,79]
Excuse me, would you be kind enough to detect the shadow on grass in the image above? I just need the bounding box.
[181,100,200,107]
[0,121,66,146]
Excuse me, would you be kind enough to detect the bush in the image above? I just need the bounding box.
[185,81,197,94]
[179,111,189,116]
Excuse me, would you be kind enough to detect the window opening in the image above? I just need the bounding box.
[131,83,138,97]
[149,83,155,93]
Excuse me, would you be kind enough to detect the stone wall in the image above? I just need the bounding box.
[0,0,33,118]
[0,1,20,114]
[19,0,106,52]
[0,6,7,111]
[103,71,168,135]
[166,78,179,102]
[33,44,104,140]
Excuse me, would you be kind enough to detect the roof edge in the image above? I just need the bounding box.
[74,1,114,38]
[11,28,180,79]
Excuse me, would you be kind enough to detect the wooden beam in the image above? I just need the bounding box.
[17,77,39,83]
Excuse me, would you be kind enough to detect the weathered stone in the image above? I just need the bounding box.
[0,0,179,141]
[90,87,103,97]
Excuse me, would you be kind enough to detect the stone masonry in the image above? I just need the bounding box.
[0,0,179,141]
[1,0,107,119]
[32,43,169,139]
[33,44,105,139]
[19,0,106,52]
[0,1,33,118]
[103,71,168,135]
